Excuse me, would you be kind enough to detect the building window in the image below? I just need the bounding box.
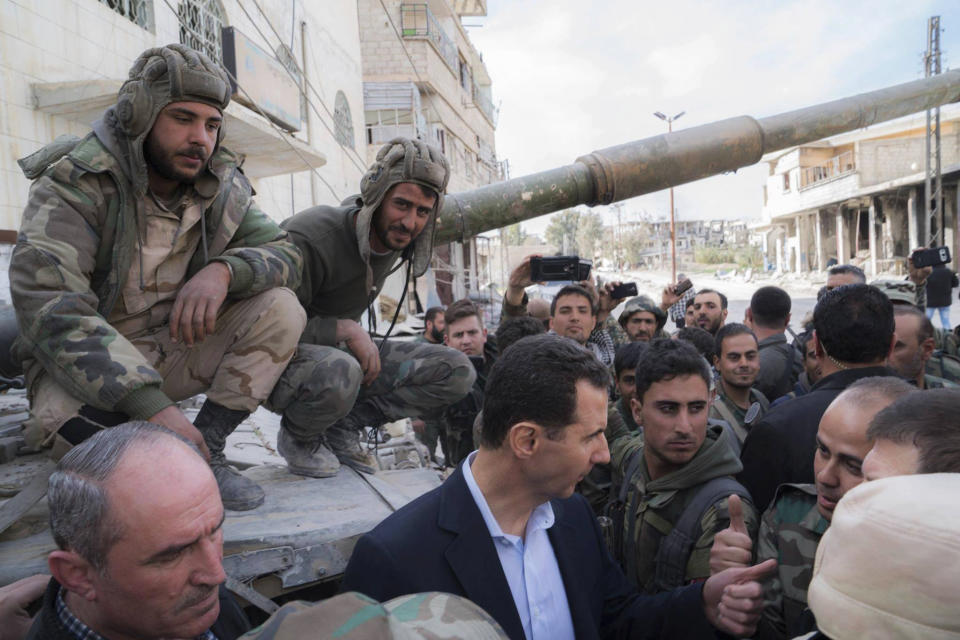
[99,0,153,30]
[334,91,355,150]
[459,55,472,93]
[782,171,791,192]
[178,0,225,62]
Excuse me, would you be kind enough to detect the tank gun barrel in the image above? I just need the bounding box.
[435,69,960,244]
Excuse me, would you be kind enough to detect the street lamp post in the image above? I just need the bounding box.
[654,111,685,283]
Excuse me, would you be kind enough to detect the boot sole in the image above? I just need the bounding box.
[222,492,265,511]
[336,456,378,475]
[286,464,339,479]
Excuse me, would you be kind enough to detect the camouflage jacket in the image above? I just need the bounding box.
[926,349,960,383]
[754,483,828,640]
[610,424,759,594]
[11,132,302,420]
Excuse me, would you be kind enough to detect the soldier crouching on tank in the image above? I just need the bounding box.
[10,44,305,512]
[265,138,475,477]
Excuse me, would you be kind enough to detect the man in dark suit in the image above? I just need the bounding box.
[342,333,774,640]
[739,284,899,510]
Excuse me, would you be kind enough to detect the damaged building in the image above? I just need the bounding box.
[755,103,960,276]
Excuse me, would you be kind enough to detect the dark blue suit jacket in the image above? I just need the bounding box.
[341,465,714,639]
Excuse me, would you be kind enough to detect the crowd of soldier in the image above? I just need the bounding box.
[3,43,960,640]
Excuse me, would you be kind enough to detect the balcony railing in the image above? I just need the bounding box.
[799,151,855,190]
[472,81,498,125]
[401,4,458,73]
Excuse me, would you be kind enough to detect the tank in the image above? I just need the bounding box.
[3,69,960,612]
[434,68,960,243]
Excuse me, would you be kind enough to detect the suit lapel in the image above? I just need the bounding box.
[439,467,526,640]
[548,500,598,640]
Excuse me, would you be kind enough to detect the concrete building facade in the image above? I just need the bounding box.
[1,0,501,309]
[357,0,504,304]
[756,104,960,276]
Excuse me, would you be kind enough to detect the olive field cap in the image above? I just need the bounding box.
[870,278,917,305]
[238,591,509,640]
[618,295,666,330]
[807,473,960,639]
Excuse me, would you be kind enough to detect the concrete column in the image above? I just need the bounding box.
[468,238,479,293]
[814,211,824,272]
[835,208,848,264]
[795,216,805,273]
[775,235,784,273]
[868,200,878,276]
[451,242,467,300]
[908,188,919,252]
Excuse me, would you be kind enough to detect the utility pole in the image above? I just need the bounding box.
[924,15,944,247]
[654,111,685,282]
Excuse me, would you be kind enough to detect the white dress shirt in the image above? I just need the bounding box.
[462,453,576,640]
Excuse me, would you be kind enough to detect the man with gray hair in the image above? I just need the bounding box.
[27,421,249,640]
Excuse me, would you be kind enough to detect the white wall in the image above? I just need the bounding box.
[0,0,366,231]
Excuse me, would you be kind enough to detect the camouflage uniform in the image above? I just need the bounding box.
[754,483,828,640]
[923,373,958,389]
[577,402,636,514]
[610,424,759,593]
[411,338,448,462]
[709,386,769,444]
[11,104,302,454]
[925,348,960,383]
[270,139,474,458]
[239,592,508,639]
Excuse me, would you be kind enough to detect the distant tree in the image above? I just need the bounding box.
[545,209,580,253]
[623,223,653,266]
[576,212,604,260]
[502,223,527,246]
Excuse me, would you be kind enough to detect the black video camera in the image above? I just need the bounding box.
[530,256,592,282]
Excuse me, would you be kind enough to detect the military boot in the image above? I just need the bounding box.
[325,402,384,474]
[277,426,340,478]
[194,400,265,511]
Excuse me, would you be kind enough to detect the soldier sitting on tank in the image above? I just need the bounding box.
[440,299,497,466]
[269,138,474,477]
[608,338,759,594]
[617,295,669,342]
[708,323,769,445]
[9,45,305,512]
[501,255,627,367]
[708,377,913,640]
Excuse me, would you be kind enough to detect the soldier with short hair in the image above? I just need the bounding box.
[10,44,305,511]
[709,377,914,640]
[441,299,495,466]
[610,339,759,594]
[709,323,769,445]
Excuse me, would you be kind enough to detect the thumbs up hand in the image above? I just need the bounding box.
[709,494,754,574]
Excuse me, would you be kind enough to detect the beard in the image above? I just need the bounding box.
[144,137,208,184]
[430,325,444,342]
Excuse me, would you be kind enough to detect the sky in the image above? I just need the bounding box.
[466,0,960,236]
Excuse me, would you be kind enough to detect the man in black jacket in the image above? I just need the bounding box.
[924,263,958,330]
[27,422,249,640]
[342,334,775,640]
[738,284,898,511]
